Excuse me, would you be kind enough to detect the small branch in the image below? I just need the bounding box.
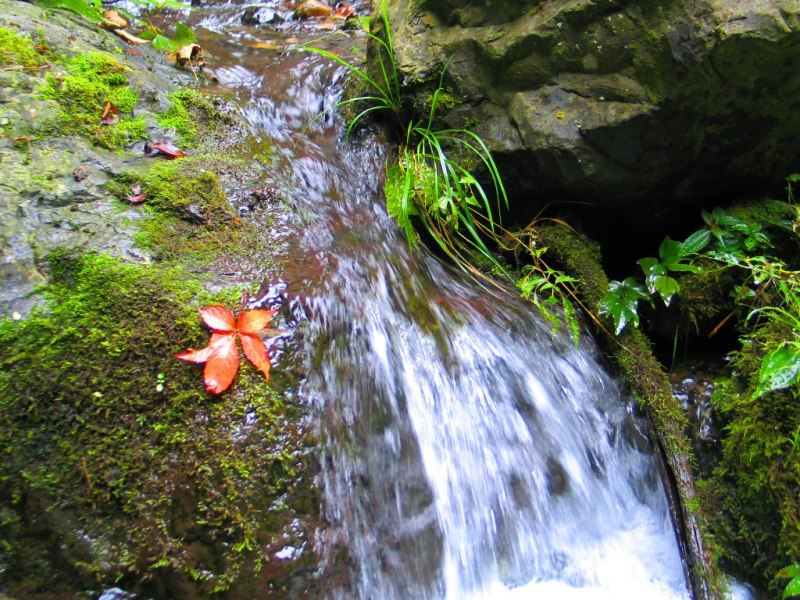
[80,455,93,493]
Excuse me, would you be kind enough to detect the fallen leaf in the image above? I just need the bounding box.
[102,10,128,30]
[176,304,278,394]
[176,43,204,69]
[113,29,149,45]
[125,183,146,204]
[101,101,118,125]
[144,141,186,159]
[335,1,355,18]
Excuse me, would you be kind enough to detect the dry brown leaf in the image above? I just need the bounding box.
[101,101,118,125]
[176,44,204,68]
[114,29,149,45]
[102,10,128,30]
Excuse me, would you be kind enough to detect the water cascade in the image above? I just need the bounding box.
[191,7,691,598]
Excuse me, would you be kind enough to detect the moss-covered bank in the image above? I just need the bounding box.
[0,253,316,597]
[700,322,800,594]
[0,3,318,597]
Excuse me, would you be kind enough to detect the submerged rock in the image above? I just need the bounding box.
[377,0,800,219]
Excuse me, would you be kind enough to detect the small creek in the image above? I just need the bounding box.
[159,2,690,597]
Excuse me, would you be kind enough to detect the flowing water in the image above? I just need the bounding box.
[164,4,691,597]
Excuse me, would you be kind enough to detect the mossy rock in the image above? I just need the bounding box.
[0,252,317,597]
[36,51,146,150]
[0,3,316,597]
[699,321,800,593]
[157,89,240,148]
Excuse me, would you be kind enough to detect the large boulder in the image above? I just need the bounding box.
[377,0,800,217]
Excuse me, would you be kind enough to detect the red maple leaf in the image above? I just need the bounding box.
[176,304,277,394]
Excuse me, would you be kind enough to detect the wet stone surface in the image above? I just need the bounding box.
[670,367,722,478]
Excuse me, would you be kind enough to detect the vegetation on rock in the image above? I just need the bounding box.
[37,51,147,149]
[305,1,509,278]
[0,4,315,597]
[0,253,315,596]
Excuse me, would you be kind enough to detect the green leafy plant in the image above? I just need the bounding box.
[384,68,509,276]
[141,22,197,53]
[35,0,104,21]
[743,257,800,397]
[777,563,800,599]
[598,277,653,335]
[517,251,580,343]
[34,0,188,20]
[637,231,709,306]
[303,1,508,277]
[599,199,800,397]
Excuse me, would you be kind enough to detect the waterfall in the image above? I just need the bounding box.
[194,10,691,597]
[269,63,688,599]
[294,144,689,599]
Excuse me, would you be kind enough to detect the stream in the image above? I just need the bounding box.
[165,2,690,597]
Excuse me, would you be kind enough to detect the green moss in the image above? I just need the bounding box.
[0,26,48,68]
[156,89,237,147]
[114,157,245,267]
[0,252,312,595]
[700,320,800,593]
[535,222,606,305]
[36,52,145,150]
[674,261,736,328]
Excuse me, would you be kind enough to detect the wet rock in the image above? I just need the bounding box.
[670,369,722,478]
[242,5,282,25]
[546,456,569,496]
[294,0,334,19]
[0,0,197,319]
[376,0,800,219]
[0,3,321,599]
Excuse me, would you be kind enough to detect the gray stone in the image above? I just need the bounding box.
[0,0,195,319]
[375,0,800,214]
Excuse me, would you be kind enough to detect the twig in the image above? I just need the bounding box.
[80,455,93,493]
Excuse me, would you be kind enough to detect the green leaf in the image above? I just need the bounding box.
[654,275,680,306]
[37,0,103,20]
[385,163,418,245]
[637,256,660,276]
[756,344,800,397]
[778,564,800,579]
[658,236,701,272]
[174,23,196,46]
[638,257,665,294]
[599,278,651,335]
[783,576,800,599]
[151,34,178,52]
[680,229,711,255]
[658,236,682,262]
